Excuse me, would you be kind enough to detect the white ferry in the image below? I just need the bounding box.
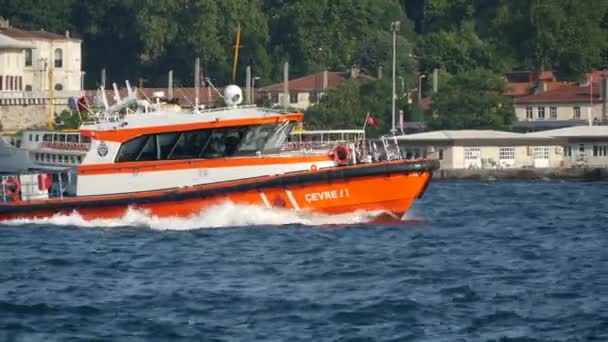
[0,130,90,173]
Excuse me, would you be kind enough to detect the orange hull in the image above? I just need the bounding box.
[0,160,437,223]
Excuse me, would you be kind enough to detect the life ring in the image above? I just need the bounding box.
[332,145,351,166]
[310,164,318,172]
[3,177,20,201]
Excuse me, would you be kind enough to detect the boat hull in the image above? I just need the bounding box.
[0,159,438,223]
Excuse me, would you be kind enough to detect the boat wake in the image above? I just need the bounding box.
[1,202,397,230]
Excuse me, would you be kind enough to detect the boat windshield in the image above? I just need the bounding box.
[115,121,296,162]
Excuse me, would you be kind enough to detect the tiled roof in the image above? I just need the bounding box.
[514,82,601,105]
[259,71,349,92]
[395,129,547,141]
[0,33,34,49]
[528,125,608,138]
[0,27,79,41]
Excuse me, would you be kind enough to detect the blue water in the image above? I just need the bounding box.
[0,181,606,341]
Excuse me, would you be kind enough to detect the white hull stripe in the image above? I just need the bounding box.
[285,190,300,210]
[259,192,271,208]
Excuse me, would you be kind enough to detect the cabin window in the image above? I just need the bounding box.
[81,136,91,144]
[116,135,148,162]
[114,122,295,163]
[438,148,444,160]
[157,133,180,159]
[169,130,211,159]
[56,134,66,142]
[136,135,158,161]
[29,134,33,142]
[43,134,53,142]
[67,134,78,142]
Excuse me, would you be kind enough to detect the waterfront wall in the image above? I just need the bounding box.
[433,167,608,181]
[0,103,70,132]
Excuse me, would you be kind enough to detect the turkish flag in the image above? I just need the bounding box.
[367,115,379,127]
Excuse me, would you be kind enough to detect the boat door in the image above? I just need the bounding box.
[464,147,481,168]
[533,146,550,168]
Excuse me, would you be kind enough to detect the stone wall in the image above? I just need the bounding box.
[0,103,69,132]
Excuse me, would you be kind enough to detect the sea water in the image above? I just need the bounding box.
[0,181,606,341]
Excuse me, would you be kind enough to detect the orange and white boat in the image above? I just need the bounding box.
[0,85,438,223]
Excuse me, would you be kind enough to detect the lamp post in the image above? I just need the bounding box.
[251,76,260,105]
[418,74,426,102]
[390,21,400,135]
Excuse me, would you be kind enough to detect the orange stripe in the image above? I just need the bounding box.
[80,113,303,143]
[78,155,332,175]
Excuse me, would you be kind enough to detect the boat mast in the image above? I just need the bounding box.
[232,23,241,82]
[47,66,54,130]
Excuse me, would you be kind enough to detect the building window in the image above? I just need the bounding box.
[0,75,3,91]
[438,148,444,160]
[25,85,32,91]
[270,92,278,104]
[573,106,581,119]
[289,92,298,104]
[54,48,63,68]
[17,76,22,90]
[593,145,608,157]
[533,146,550,159]
[25,49,32,67]
[563,146,572,157]
[550,106,557,119]
[309,91,318,103]
[537,106,545,120]
[526,106,533,120]
[464,147,480,160]
[499,147,515,160]
[54,83,63,91]
[579,144,585,154]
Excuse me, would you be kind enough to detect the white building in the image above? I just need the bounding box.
[258,66,374,110]
[529,126,608,167]
[0,18,83,131]
[395,130,562,169]
[512,72,608,131]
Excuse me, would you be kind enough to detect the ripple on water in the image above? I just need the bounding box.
[0,181,606,341]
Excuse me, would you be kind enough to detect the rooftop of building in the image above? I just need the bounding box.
[0,17,79,42]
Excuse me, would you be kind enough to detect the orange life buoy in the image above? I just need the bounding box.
[332,145,351,166]
[3,177,20,201]
[310,164,318,172]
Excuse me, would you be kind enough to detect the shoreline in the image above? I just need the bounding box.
[432,167,608,181]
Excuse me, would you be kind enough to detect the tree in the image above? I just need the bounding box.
[304,78,408,136]
[428,69,516,130]
[487,0,608,80]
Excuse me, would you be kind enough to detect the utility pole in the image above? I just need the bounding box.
[390,21,400,135]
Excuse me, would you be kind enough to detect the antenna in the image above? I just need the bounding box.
[232,23,241,82]
[204,77,224,98]
[125,80,134,98]
[112,82,120,102]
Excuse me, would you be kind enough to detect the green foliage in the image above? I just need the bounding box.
[54,109,81,130]
[304,79,404,137]
[428,69,516,130]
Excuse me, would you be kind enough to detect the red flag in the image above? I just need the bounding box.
[367,115,379,127]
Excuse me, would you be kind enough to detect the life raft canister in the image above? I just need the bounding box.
[332,144,351,166]
[3,176,20,201]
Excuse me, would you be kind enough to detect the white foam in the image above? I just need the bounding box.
[2,202,388,230]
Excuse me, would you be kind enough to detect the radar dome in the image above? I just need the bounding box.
[224,85,243,106]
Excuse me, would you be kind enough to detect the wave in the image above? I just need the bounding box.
[1,202,394,230]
